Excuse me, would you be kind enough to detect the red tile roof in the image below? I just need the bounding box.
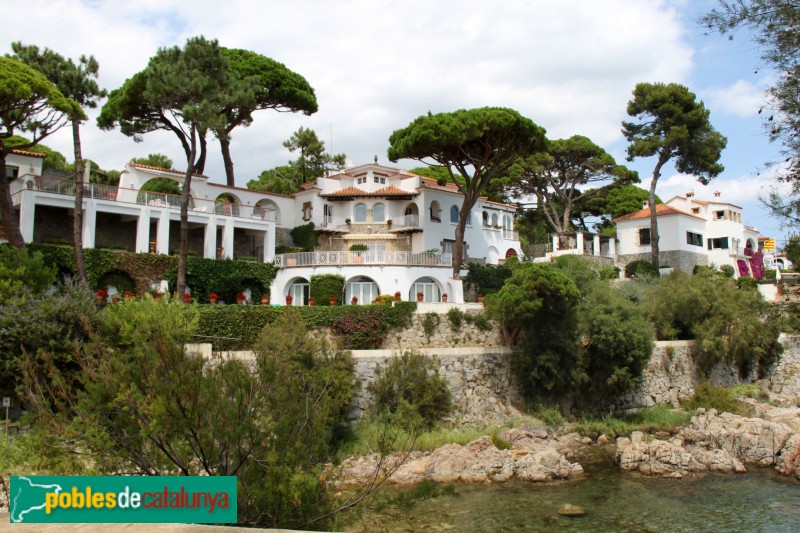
[129,162,207,178]
[10,149,46,158]
[614,203,704,222]
[321,186,417,198]
[419,176,461,193]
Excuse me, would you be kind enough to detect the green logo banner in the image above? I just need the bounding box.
[9,476,237,523]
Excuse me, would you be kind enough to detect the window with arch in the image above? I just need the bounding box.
[482,211,489,226]
[429,201,441,222]
[345,276,379,305]
[354,203,367,223]
[373,203,386,222]
[410,277,441,302]
[288,279,309,306]
[504,215,512,229]
[450,205,459,223]
[491,213,499,227]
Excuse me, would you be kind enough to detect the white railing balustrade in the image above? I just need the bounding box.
[276,250,451,267]
[503,228,519,240]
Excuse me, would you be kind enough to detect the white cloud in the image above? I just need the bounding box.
[8,0,694,185]
[703,79,768,118]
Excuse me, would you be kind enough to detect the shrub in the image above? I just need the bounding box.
[625,259,658,278]
[447,307,464,332]
[465,263,512,296]
[553,255,600,294]
[422,312,440,339]
[719,264,736,278]
[684,382,742,415]
[465,312,493,331]
[310,274,345,306]
[644,272,713,340]
[0,245,56,305]
[579,283,654,401]
[599,265,621,280]
[139,177,181,195]
[761,269,777,283]
[737,276,758,290]
[368,351,452,429]
[372,294,395,305]
[289,222,318,252]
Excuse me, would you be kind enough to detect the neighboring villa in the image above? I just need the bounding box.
[614,192,761,276]
[5,152,521,304]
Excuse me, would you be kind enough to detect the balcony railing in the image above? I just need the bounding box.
[503,228,519,240]
[389,214,420,229]
[12,175,276,222]
[275,250,452,267]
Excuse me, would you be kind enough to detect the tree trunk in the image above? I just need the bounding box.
[0,152,25,249]
[72,119,87,284]
[648,155,669,269]
[452,197,476,278]
[195,135,207,175]
[176,130,198,300]
[220,138,235,187]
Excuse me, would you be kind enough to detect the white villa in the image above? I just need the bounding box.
[614,192,761,276]
[6,151,522,304]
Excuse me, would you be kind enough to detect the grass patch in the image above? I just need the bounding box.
[574,405,692,438]
[530,405,565,428]
[730,383,769,402]
[367,480,458,513]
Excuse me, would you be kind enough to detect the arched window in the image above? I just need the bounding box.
[410,277,441,302]
[288,279,310,306]
[491,213,499,227]
[504,215,512,229]
[450,205,459,223]
[373,203,385,222]
[429,201,441,222]
[345,276,379,305]
[354,203,367,223]
[482,212,489,226]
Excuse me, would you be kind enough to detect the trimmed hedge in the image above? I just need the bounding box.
[196,301,416,349]
[310,274,345,306]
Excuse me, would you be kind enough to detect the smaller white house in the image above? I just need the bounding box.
[615,192,760,276]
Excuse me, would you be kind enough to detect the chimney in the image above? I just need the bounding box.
[714,191,721,198]
[643,201,649,209]
[686,191,694,211]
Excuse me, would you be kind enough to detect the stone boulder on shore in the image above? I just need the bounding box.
[339,426,584,487]
[616,407,800,480]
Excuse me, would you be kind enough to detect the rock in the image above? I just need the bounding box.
[581,437,592,445]
[597,434,609,445]
[558,504,586,517]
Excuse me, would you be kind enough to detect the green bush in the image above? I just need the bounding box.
[139,177,181,195]
[465,312,493,331]
[289,222,318,252]
[310,274,345,306]
[465,263,512,296]
[761,269,777,283]
[644,272,714,340]
[737,276,758,290]
[447,307,464,332]
[580,283,654,401]
[0,245,56,305]
[553,255,600,294]
[599,265,621,280]
[719,264,736,278]
[625,259,658,278]
[684,382,742,415]
[422,312,440,339]
[368,351,452,429]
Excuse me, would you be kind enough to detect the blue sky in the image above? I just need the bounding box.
[6,0,793,247]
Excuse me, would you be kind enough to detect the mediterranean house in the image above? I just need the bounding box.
[5,152,521,303]
[614,192,760,276]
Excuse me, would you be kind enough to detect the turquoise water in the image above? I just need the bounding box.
[349,450,800,532]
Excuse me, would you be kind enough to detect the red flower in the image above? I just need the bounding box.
[97,289,107,297]
[208,293,219,299]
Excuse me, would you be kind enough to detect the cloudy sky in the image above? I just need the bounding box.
[7,0,793,244]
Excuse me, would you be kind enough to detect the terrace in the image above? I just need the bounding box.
[275,250,452,268]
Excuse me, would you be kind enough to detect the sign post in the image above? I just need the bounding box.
[2,397,10,437]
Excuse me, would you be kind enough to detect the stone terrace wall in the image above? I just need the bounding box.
[382,306,501,350]
[349,347,521,424]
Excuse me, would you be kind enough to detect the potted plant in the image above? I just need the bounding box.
[285,294,293,306]
[477,293,484,304]
[208,293,219,304]
[309,296,316,306]
[112,294,121,304]
[350,243,368,263]
[328,295,338,306]
[236,292,247,305]
[442,293,448,302]
[183,292,191,304]
[345,218,351,225]
[261,293,269,305]
[351,296,358,305]
[417,291,424,302]
[394,291,401,301]
[387,219,393,228]
[95,289,107,303]
[123,290,135,300]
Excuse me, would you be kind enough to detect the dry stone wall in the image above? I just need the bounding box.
[382,309,501,349]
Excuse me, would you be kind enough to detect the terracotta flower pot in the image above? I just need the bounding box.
[183,293,191,304]
[477,294,484,304]
[417,292,424,302]
[329,296,337,306]
[209,297,218,305]
[261,294,269,305]
[394,291,401,301]
[309,297,316,306]
[442,293,448,302]
[286,295,293,306]
[112,296,121,304]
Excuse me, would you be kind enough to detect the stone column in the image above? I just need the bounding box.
[262,225,274,262]
[576,232,584,253]
[552,233,559,252]
[609,237,616,258]
[593,234,601,256]
[204,216,217,259]
[221,219,234,259]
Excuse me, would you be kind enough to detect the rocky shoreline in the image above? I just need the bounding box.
[340,403,800,487]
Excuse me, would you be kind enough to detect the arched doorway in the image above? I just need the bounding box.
[410,276,441,302]
[345,276,380,304]
[287,277,310,306]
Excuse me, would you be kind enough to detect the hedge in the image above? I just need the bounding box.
[29,244,276,303]
[196,301,417,349]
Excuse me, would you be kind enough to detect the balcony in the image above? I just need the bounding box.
[275,250,452,268]
[12,175,277,222]
[388,214,421,232]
